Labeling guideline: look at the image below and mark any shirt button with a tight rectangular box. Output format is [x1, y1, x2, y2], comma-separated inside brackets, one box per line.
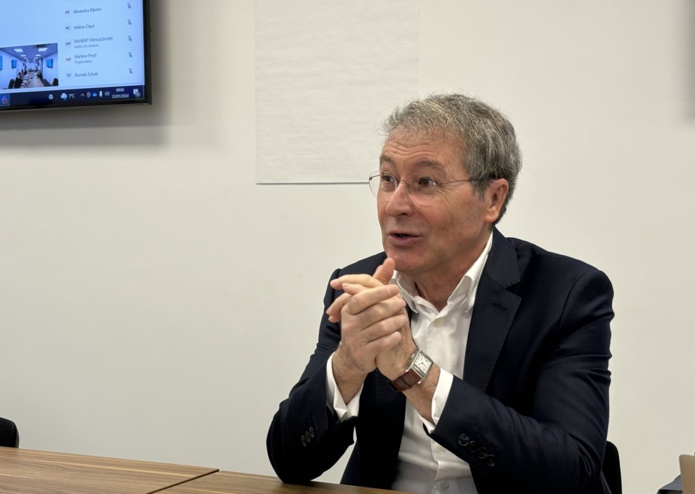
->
[433, 319, 443, 327]
[441, 481, 449, 490]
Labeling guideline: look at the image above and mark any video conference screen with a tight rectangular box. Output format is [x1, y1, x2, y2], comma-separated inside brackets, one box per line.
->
[0, 0, 151, 112]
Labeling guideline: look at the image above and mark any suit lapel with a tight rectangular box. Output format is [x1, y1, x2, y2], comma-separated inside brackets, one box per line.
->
[464, 229, 521, 392]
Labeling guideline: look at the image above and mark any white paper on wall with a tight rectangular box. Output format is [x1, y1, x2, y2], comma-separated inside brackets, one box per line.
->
[255, 0, 419, 184]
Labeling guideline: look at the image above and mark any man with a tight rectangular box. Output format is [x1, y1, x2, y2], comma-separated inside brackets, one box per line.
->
[267, 94, 614, 494]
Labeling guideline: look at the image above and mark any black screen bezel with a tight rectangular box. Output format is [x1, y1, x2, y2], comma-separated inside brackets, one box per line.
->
[0, 0, 152, 113]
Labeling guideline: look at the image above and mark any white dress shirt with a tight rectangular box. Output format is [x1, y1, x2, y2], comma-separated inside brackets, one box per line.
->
[327, 233, 493, 494]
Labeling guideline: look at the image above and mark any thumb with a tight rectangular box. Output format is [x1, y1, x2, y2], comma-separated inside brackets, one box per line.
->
[373, 258, 396, 285]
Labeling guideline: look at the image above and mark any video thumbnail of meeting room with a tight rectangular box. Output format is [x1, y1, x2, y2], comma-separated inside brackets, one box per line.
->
[0, 43, 59, 90]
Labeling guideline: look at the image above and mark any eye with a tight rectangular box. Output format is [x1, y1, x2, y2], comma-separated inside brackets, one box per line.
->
[381, 173, 398, 187]
[416, 176, 438, 190]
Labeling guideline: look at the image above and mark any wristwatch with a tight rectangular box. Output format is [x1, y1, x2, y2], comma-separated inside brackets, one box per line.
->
[388, 348, 433, 392]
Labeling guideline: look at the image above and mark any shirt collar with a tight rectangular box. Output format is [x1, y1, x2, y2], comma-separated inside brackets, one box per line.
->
[392, 232, 494, 314]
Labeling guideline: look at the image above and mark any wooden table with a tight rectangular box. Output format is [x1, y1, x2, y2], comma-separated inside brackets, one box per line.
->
[0, 447, 408, 494]
[164, 470, 411, 494]
[0, 447, 218, 494]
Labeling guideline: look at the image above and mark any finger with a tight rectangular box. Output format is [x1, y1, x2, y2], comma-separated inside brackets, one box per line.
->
[330, 258, 396, 290]
[357, 313, 407, 350]
[364, 324, 403, 353]
[330, 273, 383, 290]
[327, 259, 397, 323]
[373, 258, 396, 286]
[342, 283, 403, 317]
[341, 282, 371, 296]
[327, 284, 384, 323]
[326, 292, 352, 322]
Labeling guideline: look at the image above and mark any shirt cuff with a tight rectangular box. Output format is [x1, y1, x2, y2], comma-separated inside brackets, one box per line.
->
[421, 368, 454, 433]
[326, 353, 362, 422]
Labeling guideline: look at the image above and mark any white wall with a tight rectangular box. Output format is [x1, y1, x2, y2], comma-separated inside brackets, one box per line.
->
[1, 2, 694, 493]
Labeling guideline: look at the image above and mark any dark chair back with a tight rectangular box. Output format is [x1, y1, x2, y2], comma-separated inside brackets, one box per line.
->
[0, 418, 19, 448]
[603, 441, 621, 494]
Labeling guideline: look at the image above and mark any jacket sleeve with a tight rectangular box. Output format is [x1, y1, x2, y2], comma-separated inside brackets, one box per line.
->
[429, 267, 614, 494]
[266, 268, 357, 484]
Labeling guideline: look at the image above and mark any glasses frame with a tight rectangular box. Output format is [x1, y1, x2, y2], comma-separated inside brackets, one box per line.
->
[368, 171, 484, 205]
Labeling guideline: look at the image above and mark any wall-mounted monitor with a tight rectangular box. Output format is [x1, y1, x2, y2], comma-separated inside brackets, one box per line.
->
[0, 0, 151, 112]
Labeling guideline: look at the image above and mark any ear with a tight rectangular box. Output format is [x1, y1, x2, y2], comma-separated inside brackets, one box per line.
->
[484, 179, 509, 224]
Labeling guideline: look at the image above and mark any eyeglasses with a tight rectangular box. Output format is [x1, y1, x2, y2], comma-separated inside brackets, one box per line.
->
[368, 171, 481, 205]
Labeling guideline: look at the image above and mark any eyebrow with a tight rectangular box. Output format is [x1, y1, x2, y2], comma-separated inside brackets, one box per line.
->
[379, 155, 445, 173]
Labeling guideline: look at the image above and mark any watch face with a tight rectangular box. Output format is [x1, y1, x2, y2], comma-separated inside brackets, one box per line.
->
[412, 352, 431, 374]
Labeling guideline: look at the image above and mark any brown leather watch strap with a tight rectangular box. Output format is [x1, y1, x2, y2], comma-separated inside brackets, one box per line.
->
[388, 369, 422, 392]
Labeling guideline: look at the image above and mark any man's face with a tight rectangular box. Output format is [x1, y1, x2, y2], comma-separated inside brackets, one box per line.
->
[377, 131, 505, 283]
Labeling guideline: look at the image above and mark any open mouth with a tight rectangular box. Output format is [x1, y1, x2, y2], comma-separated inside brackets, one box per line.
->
[389, 232, 419, 241]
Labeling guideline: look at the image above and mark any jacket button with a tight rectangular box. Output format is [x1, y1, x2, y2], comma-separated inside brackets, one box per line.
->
[457, 434, 470, 447]
[300, 436, 307, 447]
[466, 440, 478, 453]
[486, 454, 496, 467]
[477, 446, 488, 459]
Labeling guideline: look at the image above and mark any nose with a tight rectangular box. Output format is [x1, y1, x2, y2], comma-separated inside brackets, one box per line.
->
[383, 180, 415, 216]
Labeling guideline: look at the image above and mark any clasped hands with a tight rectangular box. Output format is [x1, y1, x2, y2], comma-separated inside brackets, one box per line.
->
[326, 258, 416, 394]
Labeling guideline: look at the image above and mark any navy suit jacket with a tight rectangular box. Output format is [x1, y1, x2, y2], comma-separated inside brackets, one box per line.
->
[267, 229, 614, 494]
